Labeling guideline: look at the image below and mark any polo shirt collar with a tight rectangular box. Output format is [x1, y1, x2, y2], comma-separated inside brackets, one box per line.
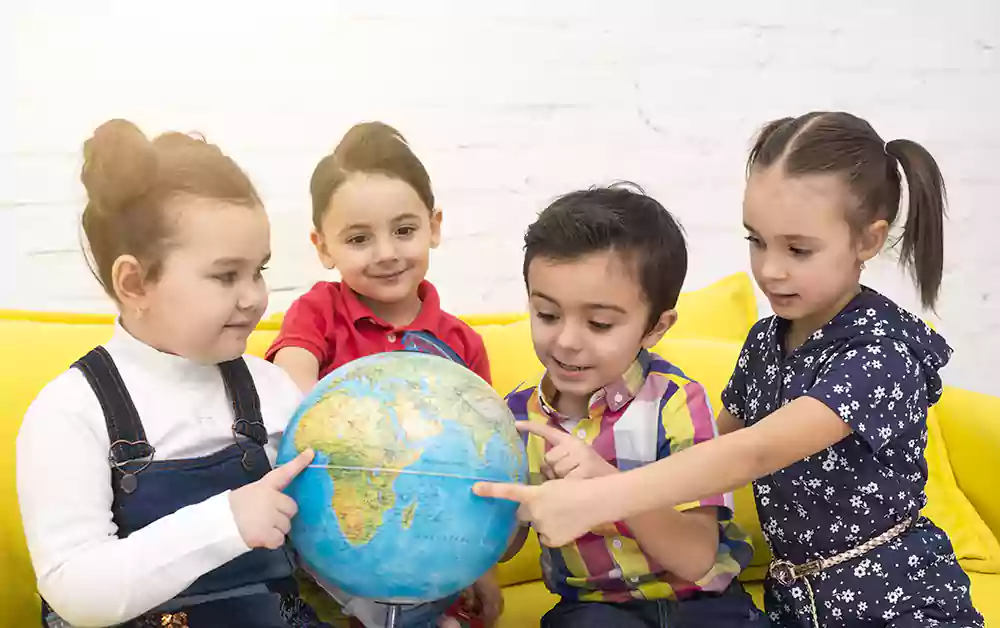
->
[537, 350, 649, 421]
[339, 280, 442, 332]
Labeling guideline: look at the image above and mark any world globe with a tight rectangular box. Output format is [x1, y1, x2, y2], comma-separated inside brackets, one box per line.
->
[275, 350, 529, 604]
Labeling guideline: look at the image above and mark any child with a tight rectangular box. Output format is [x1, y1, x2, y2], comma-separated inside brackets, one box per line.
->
[266, 122, 499, 628]
[501, 185, 766, 628]
[475, 113, 984, 627]
[16, 119, 328, 627]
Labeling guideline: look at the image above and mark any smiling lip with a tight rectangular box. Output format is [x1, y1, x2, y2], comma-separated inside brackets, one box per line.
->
[552, 357, 590, 374]
[369, 269, 407, 280]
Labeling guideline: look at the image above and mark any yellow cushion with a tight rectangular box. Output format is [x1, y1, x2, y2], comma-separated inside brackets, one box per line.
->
[922, 407, 1000, 573]
[935, 387, 1000, 543]
[497, 580, 559, 628]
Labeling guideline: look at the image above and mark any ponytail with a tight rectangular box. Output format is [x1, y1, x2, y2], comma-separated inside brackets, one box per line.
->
[885, 139, 947, 310]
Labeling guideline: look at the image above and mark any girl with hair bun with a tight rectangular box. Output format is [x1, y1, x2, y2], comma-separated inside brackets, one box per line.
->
[17, 119, 336, 627]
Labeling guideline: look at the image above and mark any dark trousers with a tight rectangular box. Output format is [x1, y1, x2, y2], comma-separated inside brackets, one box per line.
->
[541, 580, 769, 628]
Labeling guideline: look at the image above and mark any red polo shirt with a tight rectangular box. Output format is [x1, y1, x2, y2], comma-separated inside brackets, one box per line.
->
[265, 280, 491, 384]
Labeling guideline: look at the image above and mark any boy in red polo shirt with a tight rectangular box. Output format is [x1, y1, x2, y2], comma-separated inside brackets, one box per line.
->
[267, 122, 496, 628]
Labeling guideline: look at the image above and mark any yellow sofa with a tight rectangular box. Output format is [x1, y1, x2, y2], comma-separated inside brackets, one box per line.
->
[1, 273, 998, 627]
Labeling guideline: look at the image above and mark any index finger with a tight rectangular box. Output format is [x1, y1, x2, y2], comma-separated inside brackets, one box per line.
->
[264, 448, 315, 490]
[516, 421, 575, 446]
[472, 481, 537, 504]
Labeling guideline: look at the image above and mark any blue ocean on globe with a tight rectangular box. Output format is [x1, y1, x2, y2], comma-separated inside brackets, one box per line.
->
[275, 351, 528, 603]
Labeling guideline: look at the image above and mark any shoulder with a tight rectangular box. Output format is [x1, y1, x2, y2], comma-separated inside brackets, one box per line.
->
[288, 281, 343, 311]
[437, 310, 487, 352]
[242, 355, 304, 427]
[645, 352, 705, 394]
[18, 358, 108, 451]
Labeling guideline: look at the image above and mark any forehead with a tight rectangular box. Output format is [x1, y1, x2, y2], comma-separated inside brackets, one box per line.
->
[166, 196, 270, 261]
[743, 167, 853, 236]
[527, 250, 646, 307]
[323, 173, 428, 228]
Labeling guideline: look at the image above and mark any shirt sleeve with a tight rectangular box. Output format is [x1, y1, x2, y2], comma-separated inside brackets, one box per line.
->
[265, 286, 332, 366]
[805, 338, 925, 453]
[720, 322, 763, 424]
[16, 370, 251, 626]
[659, 379, 732, 517]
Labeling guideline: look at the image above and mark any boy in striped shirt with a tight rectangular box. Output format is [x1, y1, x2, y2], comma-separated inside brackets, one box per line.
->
[502, 185, 766, 628]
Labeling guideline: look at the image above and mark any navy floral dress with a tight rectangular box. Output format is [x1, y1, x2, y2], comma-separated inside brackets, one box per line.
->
[722, 288, 983, 627]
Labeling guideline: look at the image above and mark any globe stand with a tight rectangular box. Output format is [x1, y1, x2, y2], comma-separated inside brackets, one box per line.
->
[382, 603, 400, 628]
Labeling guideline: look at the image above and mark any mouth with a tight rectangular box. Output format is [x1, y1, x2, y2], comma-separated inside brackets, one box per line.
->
[368, 268, 409, 281]
[551, 356, 591, 374]
[223, 322, 254, 331]
[767, 292, 799, 304]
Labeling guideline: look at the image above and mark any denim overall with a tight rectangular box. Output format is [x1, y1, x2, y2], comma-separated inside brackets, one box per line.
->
[42, 346, 330, 628]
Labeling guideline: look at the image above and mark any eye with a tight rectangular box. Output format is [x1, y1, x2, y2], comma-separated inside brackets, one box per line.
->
[214, 272, 238, 285]
[396, 225, 418, 238]
[254, 265, 269, 280]
[346, 234, 368, 245]
[744, 235, 763, 248]
[589, 321, 613, 332]
[789, 247, 812, 258]
[534, 311, 558, 324]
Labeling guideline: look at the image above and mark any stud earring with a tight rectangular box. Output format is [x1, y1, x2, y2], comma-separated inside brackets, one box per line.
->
[860, 261, 867, 271]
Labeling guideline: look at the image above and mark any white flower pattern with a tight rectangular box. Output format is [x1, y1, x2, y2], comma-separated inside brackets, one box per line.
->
[722, 289, 982, 627]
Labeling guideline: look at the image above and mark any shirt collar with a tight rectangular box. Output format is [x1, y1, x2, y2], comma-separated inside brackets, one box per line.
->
[340, 280, 442, 332]
[537, 351, 648, 420]
[106, 320, 218, 383]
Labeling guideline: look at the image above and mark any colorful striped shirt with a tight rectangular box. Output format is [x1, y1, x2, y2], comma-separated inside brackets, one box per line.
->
[506, 350, 753, 602]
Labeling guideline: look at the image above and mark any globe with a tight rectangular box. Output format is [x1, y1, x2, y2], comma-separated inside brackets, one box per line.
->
[275, 351, 529, 604]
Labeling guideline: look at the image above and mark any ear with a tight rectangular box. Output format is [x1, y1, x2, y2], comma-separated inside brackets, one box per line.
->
[858, 219, 889, 264]
[310, 229, 337, 270]
[111, 254, 152, 312]
[429, 208, 443, 249]
[641, 308, 678, 350]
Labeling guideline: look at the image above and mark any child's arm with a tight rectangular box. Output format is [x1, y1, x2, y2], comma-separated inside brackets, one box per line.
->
[480, 395, 850, 547]
[16, 374, 312, 626]
[273, 347, 321, 393]
[476, 336, 915, 547]
[266, 286, 332, 392]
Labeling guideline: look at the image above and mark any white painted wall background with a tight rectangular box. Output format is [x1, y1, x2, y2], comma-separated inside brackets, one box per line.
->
[3, 1, 998, 395]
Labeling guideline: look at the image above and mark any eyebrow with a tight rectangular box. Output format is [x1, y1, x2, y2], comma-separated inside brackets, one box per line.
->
[212, 253, 271, 267]
[743, 223, 821, 243]
[530, 291, 628, 314]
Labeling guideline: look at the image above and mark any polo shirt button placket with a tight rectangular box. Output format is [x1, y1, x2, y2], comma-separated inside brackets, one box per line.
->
[387, 332, 397, 344]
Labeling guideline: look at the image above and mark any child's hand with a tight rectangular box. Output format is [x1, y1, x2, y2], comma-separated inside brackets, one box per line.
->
[517, 422, 617, 480]
[465, 568, 503, 627]
[229, 449, 314, 549]
[472, 476, 602, 547]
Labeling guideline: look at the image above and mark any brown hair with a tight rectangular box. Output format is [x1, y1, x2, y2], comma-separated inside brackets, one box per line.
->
[80, 119, 262, 299]
[747, 112, 947, 309]
[309, 121, 434, 229]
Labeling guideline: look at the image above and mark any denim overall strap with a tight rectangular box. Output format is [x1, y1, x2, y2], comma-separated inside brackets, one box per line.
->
[74, 346, 156, 496]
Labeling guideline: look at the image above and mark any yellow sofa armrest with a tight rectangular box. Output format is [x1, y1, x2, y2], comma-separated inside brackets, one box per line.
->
[934, 386, 1000, 541]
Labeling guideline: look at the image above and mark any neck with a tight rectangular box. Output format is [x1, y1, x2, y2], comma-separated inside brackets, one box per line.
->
[119, 313, 169, 354]
[786, 284, 861, 353]
[358, 291, 423, 328]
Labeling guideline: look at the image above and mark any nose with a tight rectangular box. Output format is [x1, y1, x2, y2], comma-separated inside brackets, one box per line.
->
[759, 251, 788, 282]
[373, 235, 397, 264]
[238, 277, 268, 313]
[554, 320, 584, 353]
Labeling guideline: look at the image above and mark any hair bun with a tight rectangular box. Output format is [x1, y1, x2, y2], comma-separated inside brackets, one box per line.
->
[333, 121, 408, 161]
[81, 118, 158, 215]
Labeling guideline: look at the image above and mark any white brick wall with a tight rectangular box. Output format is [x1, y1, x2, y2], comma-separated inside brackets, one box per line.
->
[3, 1, 998, 395]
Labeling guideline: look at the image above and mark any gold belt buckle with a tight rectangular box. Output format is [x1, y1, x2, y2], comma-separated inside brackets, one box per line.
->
[770, 558, 823, 586]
